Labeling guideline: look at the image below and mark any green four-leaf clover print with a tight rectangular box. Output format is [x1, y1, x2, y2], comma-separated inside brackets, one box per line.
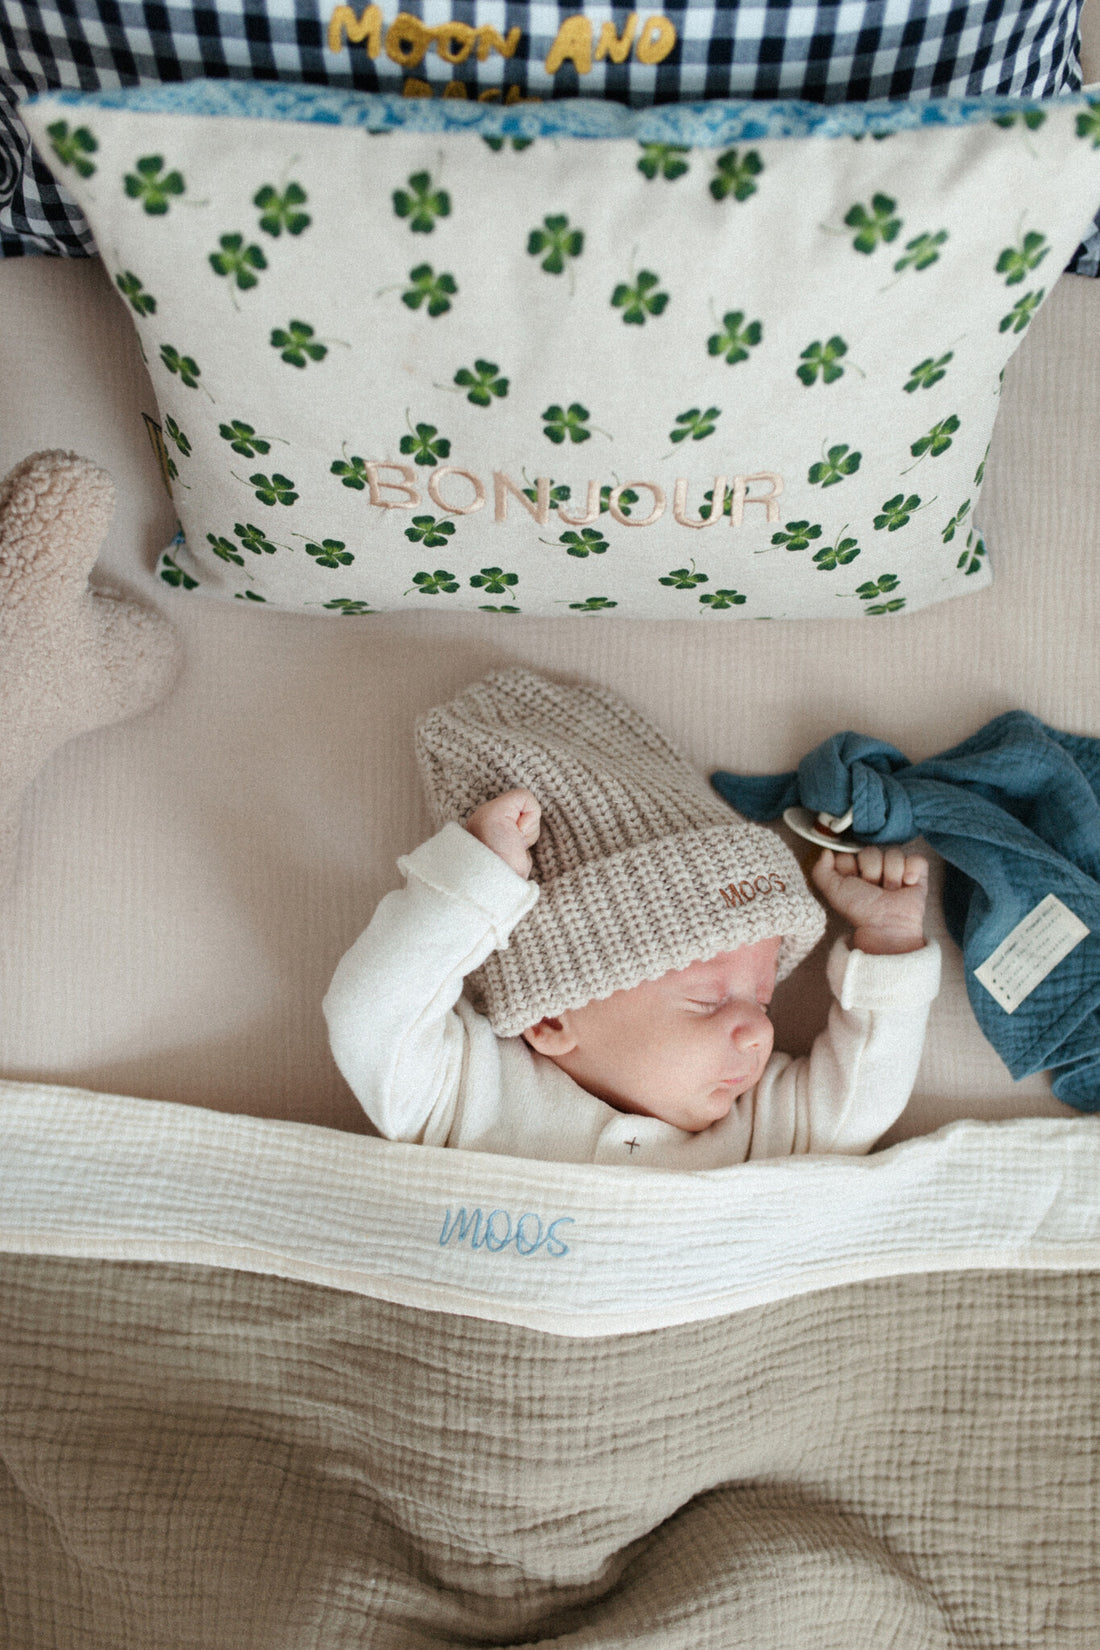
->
[568, 596, 617, 612]
[771, 521, 822, 551]
[1000, 290, 1045, 333]
[160, 553, 198, 590]
[469, 567, 518, 594]
[454, 361, 509, 406]
[560, 528, 608, 557]
[543, 403, 591, 444]
[271, 321, 327, 367]
[1076, 101, 1100, 145]
[160, 345, 201, 388]
[910, 416, 959, 460]
[254, 183, 310, 237]
[905, 353, 953, 393]
[528, 215, 584, 274]
[402, 265, 458, 316]
[710, 149, 763, 202]
[700, 589, 746, 609]
[116, 272, 156, 315]
[405, 516, 456, 548]
[249, 472, 298, 507]
[47, 121, 97, 177]
[808, 444, 861, 487]
[207, 534, 244, 566]
[612, 271, 668, 324]
[220, 420, 271, 457]
[659, 564, 709, 589]
[400, 423, 451, 466]
[236, 522, 278, 555]
[210, 233, 267, 291]
[797, 338, 848, 386]
[393, 173, 451, 233]
[305, 539, 353, 568]
[409, 569, 459, 595]
[124, 155, 185, 214]
[163, 416, 190, 457]
[893, 231, 948, 273]
[857, 575, 904, 614]
[996, 232, 1050, 285]
[331, 455, 369, 490]
[323, 599, 375, 615]
[845, 194, 901, 253]
[874, 494, 922, 531]
[957, 532, 987, 575]
[637, 144, 690, 181]
[813, 534, 861, 571]
[670, 407, 720, 443]
[707, 311, 762, 366]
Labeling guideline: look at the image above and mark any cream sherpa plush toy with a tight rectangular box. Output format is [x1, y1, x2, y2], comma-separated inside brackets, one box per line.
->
[0, 450, 182, 893]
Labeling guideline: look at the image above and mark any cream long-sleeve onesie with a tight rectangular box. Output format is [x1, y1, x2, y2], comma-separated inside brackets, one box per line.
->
[324, 821, 941, 1169]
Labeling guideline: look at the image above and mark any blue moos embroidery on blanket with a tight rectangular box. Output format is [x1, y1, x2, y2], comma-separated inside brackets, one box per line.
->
[439, 1206, 574, 1257]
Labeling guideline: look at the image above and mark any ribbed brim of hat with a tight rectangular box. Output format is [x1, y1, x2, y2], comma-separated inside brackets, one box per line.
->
[469, 822, 826, 1038]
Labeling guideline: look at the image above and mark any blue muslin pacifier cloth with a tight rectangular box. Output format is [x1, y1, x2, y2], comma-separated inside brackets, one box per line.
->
[711, 711, 1100, 1111]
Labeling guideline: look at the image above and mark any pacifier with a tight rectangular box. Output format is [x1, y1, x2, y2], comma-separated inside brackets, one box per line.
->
[781, 806, 867, 852]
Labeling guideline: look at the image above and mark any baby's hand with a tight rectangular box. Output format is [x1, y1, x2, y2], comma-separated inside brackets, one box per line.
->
[811, 846, 928, 956]
[465, 788, 542, 880]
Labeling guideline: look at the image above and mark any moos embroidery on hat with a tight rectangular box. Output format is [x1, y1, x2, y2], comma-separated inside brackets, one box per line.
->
[415, 667, 825, 1035]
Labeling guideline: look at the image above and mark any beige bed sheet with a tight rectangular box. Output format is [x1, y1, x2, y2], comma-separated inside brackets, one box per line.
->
[0, 203, 1098, 1140]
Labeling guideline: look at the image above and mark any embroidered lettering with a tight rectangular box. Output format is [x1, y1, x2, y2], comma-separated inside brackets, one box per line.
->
[595, 14, 639, 63]
[359, 466, 785, 527]
[475, 25, 522, 61]
[431, 21, 476, 64]
[366, 461, 420, 508]
[439, 1206, 484, 1248]
[673, 476, 727, 529]
[494, 472, 550, 524]
[609, 481, 664, 526]
[483, 1208, 513, 1251]
[327, 3, 383, 54]
[547, 13, 676, 73]
[427, 466, 487, 515]
[385, 12, 433, 69]
[546, 16, 594, 74]
[719, 871, 786, 908]
[636, 14, 677, 63]
[557, 480, 602, 528]
[438, 1207, 573, 1257]
[730, 471, 784, 526]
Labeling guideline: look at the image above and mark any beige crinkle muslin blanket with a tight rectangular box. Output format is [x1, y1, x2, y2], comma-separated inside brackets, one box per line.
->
[1, 1078, 1098, 1647]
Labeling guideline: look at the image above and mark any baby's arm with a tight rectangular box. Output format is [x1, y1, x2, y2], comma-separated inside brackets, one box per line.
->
[323, 809, 538, 1142]
[811, 845, 928, 954]
[748, 846, 937, 1157]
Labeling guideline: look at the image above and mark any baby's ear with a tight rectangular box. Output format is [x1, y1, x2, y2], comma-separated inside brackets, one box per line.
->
[521, 1015, 578, 1056]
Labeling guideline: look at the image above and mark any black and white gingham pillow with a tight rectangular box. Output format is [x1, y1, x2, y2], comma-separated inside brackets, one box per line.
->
[2, 0, 1096, 273]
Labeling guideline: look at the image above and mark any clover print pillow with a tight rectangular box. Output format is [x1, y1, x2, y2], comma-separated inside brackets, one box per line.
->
[23, 82, 1100, 619]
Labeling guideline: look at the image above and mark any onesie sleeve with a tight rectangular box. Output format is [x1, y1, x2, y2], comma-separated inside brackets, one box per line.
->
[747, 936, 941, 1159]
[322, 821, 539, 1143]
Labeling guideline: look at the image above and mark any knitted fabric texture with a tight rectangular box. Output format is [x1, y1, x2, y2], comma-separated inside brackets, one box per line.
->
[415, 668, 825, 1037]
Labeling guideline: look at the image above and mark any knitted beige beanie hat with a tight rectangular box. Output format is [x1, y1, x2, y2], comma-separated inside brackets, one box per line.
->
[415, 667, 825, 1038]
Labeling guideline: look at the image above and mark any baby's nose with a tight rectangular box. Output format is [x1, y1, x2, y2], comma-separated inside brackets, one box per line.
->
[729, 1003, 769, 1048]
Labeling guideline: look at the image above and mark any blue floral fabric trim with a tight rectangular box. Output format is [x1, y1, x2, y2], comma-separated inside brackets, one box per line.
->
[26, 79, 1087, 146]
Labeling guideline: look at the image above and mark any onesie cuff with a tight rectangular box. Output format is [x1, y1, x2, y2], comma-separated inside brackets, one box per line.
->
[826, 935, 941, 1011]
[399, 821, 539, 941]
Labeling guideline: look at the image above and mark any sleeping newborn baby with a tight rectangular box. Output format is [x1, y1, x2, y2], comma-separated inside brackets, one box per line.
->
[324, 668, 940, 1167]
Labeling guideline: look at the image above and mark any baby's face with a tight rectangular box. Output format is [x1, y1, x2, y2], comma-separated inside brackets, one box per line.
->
[528, 936, 782, 1133]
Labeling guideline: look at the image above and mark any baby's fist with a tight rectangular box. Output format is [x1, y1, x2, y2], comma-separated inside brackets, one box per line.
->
[812, 845, 928, 956]
[465, 788, 542, 879]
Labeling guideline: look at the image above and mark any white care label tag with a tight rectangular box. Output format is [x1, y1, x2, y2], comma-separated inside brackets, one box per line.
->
[973, 894, 1090, 1014]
